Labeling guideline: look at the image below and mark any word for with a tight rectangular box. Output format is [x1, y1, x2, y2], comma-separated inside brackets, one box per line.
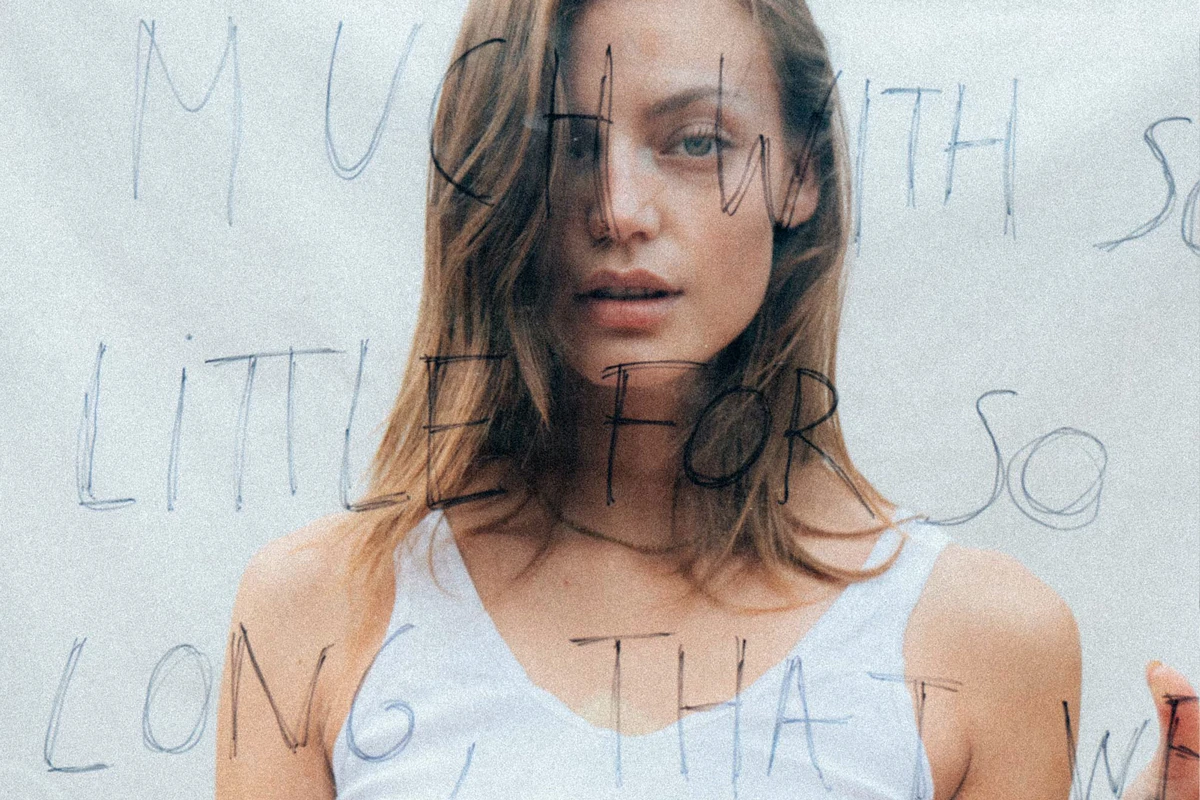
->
[129, 15, 1022, 244]
[1094, 116, 1200, 257]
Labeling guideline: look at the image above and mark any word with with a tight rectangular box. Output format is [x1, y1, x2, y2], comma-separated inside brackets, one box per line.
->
[925, 389, 1107, 530]
[1094, 116, 1200, 258]
[443, 39, 1020, 248]
[852, 79, 1018, 248]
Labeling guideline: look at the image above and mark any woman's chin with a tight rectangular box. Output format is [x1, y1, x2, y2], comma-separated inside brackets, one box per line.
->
[559, 345, 716, 392]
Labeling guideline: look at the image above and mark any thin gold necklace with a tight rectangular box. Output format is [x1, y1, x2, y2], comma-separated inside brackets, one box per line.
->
[554, 511, 688, 556]
[536, 489, 689, 556]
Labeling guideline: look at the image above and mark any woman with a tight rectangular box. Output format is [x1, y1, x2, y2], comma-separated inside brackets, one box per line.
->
[215, 0, 1197, 796]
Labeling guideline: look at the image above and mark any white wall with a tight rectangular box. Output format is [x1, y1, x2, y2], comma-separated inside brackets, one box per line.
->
[0, 0, 1196, 796]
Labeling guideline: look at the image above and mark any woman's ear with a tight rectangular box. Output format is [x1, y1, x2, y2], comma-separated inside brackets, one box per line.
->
[774, 148, 820, 229]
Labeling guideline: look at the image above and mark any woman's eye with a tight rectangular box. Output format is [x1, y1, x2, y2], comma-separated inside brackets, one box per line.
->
[671, 127, 728, 158]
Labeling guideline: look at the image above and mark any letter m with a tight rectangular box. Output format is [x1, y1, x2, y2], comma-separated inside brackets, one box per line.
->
[132, 17, 242, 225]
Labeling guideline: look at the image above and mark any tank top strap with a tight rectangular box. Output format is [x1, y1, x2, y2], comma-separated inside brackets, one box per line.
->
[385, 509, 475, 631]
[813, 511, 950, 671]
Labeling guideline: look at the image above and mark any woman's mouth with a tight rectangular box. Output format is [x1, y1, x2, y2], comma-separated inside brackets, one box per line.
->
[573, 273, 682, 332]
[579, 286, 676, 300]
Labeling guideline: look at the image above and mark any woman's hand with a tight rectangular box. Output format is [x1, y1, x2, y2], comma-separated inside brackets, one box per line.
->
[1126, 662, 1198, 800]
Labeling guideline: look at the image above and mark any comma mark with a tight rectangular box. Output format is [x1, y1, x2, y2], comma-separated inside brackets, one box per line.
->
[448, 742, 476, 799]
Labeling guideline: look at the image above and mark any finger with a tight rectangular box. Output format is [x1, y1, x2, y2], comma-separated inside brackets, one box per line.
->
[1147, 661, 1198, 800]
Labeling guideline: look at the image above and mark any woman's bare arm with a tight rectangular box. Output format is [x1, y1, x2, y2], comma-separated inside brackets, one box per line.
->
[908, 545, 1082, 799]
[215, 516, 372, 800]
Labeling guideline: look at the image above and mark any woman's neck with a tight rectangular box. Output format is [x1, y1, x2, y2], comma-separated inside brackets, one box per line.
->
[551, 373, 700, 552]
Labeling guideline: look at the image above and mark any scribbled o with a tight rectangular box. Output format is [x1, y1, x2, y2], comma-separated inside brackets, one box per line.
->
[143, 644, 213, 755]
[926, 390, 1107, 530]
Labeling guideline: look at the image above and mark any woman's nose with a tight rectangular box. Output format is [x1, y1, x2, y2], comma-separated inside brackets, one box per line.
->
[587, 133, 661, 245]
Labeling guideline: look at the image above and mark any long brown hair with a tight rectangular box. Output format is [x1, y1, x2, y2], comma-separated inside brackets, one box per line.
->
[352, 0, 896, 587]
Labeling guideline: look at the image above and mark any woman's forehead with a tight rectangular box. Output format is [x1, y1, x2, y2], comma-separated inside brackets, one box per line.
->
[562, 0, 778, 109]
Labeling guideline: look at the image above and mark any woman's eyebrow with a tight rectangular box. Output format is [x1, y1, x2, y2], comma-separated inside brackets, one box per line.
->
[644, 85, 752, 118]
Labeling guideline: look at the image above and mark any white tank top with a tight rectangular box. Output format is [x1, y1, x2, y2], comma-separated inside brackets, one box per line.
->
[332, 510, 949, 799]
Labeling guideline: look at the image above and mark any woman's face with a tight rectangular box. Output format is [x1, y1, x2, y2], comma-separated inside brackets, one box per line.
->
[546, 0, 818, 387]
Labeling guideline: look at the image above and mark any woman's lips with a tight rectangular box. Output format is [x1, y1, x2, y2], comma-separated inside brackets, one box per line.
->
[571, 269, 683, 332]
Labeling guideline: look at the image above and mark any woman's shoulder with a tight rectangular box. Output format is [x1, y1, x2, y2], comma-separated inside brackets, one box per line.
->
[233, 512, 382, 630]
[911, 540, 1079, 649]
[219, 511, 399, 778]
[904, 539, 1081, 796]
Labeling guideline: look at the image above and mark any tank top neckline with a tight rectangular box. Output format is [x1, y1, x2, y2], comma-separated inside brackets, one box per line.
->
[420, 507, 912, 744]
